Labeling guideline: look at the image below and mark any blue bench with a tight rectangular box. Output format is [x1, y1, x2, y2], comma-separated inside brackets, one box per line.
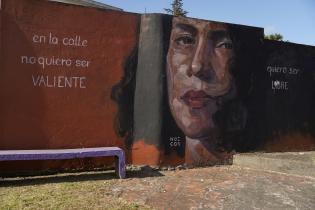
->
[0, 147, 126, 179]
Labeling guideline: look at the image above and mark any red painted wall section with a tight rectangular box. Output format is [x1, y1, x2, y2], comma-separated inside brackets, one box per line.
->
[0, 0, 139, 171]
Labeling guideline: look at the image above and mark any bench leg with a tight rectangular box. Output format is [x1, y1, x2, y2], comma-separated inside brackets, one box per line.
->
[115, 152, 125, 179]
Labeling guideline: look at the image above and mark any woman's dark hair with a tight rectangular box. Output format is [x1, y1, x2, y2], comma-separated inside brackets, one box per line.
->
[218, 24, 264, 151]
[111, 47, 138, 148]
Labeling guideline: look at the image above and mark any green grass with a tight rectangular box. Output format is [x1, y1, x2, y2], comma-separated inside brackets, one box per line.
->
[0, 171, 152, 210]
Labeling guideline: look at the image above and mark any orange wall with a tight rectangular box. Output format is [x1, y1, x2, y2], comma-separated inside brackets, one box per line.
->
[0, 0, 139, 171]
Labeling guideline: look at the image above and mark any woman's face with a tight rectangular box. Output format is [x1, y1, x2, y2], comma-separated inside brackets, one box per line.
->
[166, 17, 234, 139]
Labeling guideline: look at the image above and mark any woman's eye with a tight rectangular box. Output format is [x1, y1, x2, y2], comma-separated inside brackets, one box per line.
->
[216, 41, 233, 49]
[175, 36, 195, 46]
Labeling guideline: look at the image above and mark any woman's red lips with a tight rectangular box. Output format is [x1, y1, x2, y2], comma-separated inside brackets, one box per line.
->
[181, 90, 213, 108]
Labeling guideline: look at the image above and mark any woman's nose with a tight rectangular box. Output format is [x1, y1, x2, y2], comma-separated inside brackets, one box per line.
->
[191, 38, 205, 75]
[189, 38, 214, 81]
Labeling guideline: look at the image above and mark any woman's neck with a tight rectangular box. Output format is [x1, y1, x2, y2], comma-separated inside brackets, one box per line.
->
[185, 136, 228, 166]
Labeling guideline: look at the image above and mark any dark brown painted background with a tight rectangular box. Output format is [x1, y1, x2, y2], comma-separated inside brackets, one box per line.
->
[0, 0, 139, 171]
[245, 40, 315, 152]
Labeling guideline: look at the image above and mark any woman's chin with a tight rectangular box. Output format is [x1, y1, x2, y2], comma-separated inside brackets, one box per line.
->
[182, 128, 211, 140]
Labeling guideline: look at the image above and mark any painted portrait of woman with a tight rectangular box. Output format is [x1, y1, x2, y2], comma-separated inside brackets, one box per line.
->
[111, 14, 263, 166]
[166, 17, 237, 165]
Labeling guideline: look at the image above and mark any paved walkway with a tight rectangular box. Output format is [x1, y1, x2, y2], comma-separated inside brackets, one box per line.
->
[234, 151, 315, 178]
[108, 166, 315, 210]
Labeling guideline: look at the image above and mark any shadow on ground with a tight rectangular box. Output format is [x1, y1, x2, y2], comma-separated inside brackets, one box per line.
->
[0, 166, 164, 187]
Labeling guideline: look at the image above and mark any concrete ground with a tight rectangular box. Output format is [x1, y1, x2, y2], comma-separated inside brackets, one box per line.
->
[233, 151, 315, 178]
[106, 165, 315, 210]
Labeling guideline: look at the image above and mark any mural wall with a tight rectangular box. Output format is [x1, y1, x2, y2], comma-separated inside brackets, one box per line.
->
[1, 0, 315, 171]
[132, 15, 264, 166]
[0, 0, 140, 171]
[247, 40, 315, 152]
